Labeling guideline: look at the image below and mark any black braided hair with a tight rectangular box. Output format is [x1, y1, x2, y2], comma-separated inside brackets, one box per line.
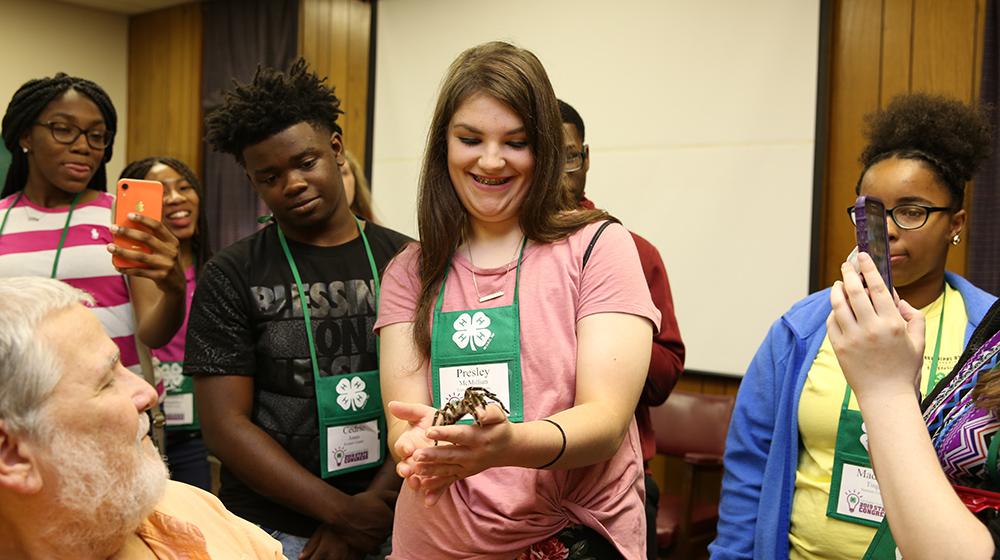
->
[205, 58, 343, 164]
[119, 157, 212, 274]
[1, 73, 118, 198]
[858, 92, 992, 208]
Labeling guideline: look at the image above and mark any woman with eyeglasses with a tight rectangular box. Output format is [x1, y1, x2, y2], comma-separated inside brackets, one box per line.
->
[711, 93, 996, 560]
[0, 74, 185, 378]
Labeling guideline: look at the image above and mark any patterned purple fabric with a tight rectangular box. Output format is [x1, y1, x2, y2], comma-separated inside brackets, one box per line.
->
[927, 330, 1000, 482]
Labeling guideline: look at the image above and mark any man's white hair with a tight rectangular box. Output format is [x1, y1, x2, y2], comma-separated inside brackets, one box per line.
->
[0, 277, 93, 438]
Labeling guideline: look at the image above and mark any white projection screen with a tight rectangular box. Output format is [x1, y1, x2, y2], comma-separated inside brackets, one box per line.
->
[370, 0, 821, 376]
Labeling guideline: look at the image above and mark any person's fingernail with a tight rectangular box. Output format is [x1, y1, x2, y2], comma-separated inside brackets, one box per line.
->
[128, 213, 137, 219]
[427, 430, 438, 439]
[110, 224, 119, 233]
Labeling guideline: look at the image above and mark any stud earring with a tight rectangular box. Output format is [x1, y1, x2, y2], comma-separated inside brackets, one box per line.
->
[21, 146, 28, 154]
[952, 234, 961, 246]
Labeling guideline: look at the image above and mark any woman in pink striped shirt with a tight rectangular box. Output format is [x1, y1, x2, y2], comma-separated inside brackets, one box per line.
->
[0, 73, 185, 374]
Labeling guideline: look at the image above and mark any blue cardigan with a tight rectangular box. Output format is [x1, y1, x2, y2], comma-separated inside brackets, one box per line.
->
[709, 273, 996, 560]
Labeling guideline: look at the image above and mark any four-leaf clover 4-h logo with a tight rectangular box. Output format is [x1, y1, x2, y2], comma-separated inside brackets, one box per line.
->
[152, 357, 184, 392]
[336, 376, 369, 411]
[452, 311, 493, 352]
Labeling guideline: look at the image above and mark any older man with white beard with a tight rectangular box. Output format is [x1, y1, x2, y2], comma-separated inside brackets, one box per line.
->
[0, 277, 285, 559]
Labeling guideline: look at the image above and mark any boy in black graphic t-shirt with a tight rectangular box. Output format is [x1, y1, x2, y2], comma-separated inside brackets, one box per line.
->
[186, 59, 410, 559]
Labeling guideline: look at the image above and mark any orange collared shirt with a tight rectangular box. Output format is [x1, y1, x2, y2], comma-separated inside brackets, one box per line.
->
[113, 480, 285, 559]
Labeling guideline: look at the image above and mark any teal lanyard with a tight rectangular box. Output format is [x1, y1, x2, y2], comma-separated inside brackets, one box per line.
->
[0, 191, 83, 278]
[274, 216, 381, 381]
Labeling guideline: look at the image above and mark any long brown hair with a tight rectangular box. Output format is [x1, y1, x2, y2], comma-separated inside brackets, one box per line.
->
[412, 41, 606, 358]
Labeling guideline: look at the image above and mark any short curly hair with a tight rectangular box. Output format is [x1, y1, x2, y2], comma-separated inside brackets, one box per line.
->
[204, 58, 343, 163]
[859, 92, 992, 208]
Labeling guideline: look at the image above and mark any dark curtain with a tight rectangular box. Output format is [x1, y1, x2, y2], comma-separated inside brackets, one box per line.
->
[201, 0, 298, 253]
[970, 0, 1000, 293]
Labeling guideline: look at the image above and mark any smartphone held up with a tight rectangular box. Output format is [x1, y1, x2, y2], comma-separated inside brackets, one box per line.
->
[851, 195, 893, 293]
[112, 179, 163, 269]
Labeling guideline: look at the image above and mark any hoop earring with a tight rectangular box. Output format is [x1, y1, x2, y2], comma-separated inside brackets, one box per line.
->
[952, 234, 961, 246]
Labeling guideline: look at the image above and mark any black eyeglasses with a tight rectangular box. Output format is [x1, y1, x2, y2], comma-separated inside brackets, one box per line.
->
[34, 121, 113, 151]
[847, 203, 953, 230]
[564, 145, 589, 173]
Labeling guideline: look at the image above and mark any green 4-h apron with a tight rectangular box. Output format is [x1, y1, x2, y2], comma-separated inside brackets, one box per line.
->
[275, 217, 386, 478]
[157, 358, 199, 430]
[430, 239, 527, 424]
[821, 291, 948, 557]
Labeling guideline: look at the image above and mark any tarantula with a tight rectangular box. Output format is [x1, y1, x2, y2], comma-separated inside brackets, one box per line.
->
[431, 387, 510, 445]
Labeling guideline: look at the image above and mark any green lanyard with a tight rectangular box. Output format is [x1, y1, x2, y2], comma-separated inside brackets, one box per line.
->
[0, 191, 83, 278]
[924, 287, 949, 393]
[274, 216, 381, 382]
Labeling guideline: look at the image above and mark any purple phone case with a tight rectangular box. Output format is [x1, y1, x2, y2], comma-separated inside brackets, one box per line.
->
[854, 195, 893, 290]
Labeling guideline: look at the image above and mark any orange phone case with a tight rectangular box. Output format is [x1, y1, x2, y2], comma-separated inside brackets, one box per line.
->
[113, 178, 163, 269]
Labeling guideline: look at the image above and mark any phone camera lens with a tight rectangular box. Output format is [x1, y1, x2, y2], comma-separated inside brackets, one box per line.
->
[121, 183, 129, 191]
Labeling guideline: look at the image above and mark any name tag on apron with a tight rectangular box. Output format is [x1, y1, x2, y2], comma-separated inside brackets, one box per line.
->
[438, 363, 511, 420]
[833, 461, 886, 522]
[326, 418, 382, 474]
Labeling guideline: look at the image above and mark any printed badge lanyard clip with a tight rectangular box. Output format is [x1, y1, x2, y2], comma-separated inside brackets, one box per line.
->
[0, 191, 83, 278]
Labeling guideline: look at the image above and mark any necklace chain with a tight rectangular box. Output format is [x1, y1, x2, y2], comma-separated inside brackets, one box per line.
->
[466, 235, 524, 303]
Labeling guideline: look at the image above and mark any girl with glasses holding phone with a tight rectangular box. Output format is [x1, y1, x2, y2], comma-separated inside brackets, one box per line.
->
[712, 93, 996, 560]
[0, 74, 185, 380]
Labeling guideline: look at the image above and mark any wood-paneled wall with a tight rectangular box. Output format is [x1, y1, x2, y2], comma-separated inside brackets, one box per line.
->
[126, 3, 203, 172]
[299, 0, 372, 168]
[817, 0, 987, 289]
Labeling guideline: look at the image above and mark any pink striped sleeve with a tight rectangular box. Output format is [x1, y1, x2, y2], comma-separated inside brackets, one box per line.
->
[0, 224, 113, 256]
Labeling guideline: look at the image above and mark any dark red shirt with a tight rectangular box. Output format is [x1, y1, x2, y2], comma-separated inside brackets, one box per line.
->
[581, 197, 686, 465]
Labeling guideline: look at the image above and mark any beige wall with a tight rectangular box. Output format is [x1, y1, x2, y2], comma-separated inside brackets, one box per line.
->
[0, 0, 129, 182]
[372, 0, 820, 376]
